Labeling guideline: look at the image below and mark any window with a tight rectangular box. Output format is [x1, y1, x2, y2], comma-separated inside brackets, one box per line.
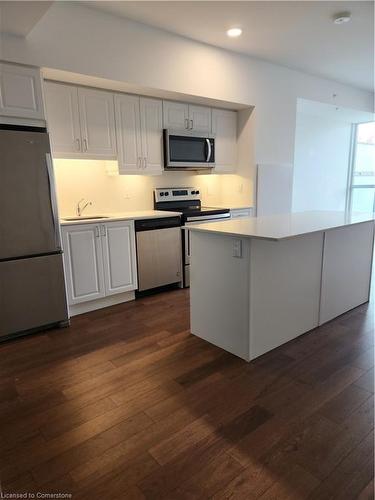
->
[348, 122, 375, 213]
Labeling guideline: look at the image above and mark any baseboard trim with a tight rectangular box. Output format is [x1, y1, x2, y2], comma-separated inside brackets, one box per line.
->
[69, 291, 135, 317]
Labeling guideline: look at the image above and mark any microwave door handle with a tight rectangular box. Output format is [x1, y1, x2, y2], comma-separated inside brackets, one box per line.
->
[205, 138, 211, 162]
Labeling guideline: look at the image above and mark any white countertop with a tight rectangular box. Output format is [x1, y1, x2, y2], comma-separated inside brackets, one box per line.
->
[60, 210, 181, 225]
[185, 211, 375, 241]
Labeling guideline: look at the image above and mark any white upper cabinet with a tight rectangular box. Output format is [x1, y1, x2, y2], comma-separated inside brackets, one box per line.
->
[188, 105, 211, 133]
[163, 101, 189, 131]
[44, 81, 81, 155]
[78, 88, 117, 158]
[101, 220, 138, 295]
[212, 108, 237, 173]
[163, 101, 211, 133]
[115, 94, 163, 175]
[115, 93, 142, 173]
[0, 63, 44, 120]
[43, 79, 236, 174]
[140, 97, 163, 174]
[44, 82, 116, 159]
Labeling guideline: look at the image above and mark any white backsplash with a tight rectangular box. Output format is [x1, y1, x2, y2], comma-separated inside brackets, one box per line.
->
[53, 159, 249, 216]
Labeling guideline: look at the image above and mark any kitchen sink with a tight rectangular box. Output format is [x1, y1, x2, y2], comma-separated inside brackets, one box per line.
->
[62, 216, 109, 221]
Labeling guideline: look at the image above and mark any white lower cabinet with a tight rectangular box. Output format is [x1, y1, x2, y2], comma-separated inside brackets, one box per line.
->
[61, 220, 137, 306]
[101, 221, 138, 295]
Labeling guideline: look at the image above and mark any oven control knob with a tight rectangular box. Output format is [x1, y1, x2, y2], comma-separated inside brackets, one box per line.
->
[164, 191, 169, 196]
[191, 190, 196, 195]
[160, 192, 164, 196]
[196, 190, 200, 195]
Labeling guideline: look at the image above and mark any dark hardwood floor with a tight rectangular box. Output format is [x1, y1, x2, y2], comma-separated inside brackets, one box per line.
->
[0, 288, 373, 499]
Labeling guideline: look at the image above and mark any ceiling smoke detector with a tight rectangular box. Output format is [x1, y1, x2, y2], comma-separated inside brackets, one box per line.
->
[333, 12, 351, 24]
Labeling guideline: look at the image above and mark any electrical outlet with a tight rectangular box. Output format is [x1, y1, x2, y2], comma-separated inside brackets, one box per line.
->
[233, 239, 242, 258]
[124, 192, 131, 200]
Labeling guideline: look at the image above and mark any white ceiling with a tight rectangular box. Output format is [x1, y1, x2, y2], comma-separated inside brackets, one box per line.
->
[85, 1, 374, 92]
[0, 1, 52, 36]
[0, 1, 373, 92]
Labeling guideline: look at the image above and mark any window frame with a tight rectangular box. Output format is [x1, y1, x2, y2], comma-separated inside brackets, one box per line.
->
[346, 121, 375, 213]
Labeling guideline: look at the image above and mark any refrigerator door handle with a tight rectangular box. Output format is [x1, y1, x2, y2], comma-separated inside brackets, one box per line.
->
[45, 153, 61, 251]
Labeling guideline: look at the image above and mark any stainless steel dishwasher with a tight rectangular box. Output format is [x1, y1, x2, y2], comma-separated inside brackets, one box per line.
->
[135, 216, 183, 292]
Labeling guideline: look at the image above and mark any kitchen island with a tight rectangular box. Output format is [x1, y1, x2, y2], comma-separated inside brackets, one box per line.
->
[187, 211, 375, 361]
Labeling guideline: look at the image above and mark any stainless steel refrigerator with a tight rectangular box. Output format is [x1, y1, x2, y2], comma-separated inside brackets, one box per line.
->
[0, 125, 68, 341]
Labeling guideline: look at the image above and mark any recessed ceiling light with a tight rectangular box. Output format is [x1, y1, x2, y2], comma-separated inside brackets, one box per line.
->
[333, 12, 351, 24]
[227, 28, 242, 38]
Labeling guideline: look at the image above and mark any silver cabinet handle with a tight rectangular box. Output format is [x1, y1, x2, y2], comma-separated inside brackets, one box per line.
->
[190, 119, 194, 130]
[137, 157, 141, 169]
[76, 138, 81, 151]
[83, 138, 88, 152]
[101, 224, 106, 236]
[45, 153, 61, 250]
[143, 157, 147, 169]
[184, 118, 189, 130]
[95, 226, 100, 238]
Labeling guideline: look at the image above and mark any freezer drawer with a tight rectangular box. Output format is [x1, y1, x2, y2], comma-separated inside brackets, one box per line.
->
[0, 254, 68, 339]
[136, 227, 182, 291]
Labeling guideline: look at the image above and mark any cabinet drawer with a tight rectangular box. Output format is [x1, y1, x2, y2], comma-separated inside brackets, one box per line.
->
[231, 208, 254, 218]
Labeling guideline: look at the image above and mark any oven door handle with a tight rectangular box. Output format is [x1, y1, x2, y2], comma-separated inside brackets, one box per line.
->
[205, 138, 211, 162]
[185, 213, 231, 222]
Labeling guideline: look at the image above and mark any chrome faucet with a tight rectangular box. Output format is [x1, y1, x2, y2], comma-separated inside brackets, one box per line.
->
[76, 198, 92, 217]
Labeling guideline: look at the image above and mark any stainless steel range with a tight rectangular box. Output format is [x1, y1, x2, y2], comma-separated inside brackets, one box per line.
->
[154, 187, 230, 287]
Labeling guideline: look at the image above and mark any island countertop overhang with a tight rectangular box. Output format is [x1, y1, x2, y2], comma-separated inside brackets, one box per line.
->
[184, 211, 375, 241]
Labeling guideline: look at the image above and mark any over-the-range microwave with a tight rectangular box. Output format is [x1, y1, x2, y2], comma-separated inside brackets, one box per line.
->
[163, 129, 215, 170]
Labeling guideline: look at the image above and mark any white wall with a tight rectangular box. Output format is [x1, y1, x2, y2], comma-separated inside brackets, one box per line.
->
[292, 100, 374, 212]
[0, 2, 373, 211]
[293, 114, 352, 211]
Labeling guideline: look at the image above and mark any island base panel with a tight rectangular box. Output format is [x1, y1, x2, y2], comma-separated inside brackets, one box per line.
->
[319, 221, 374, 325]
[249, 233, 323, 359]
[190, 232, 251, 361]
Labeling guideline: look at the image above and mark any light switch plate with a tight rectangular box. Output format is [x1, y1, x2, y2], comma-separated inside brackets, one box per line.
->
[233, 239, 242, 258]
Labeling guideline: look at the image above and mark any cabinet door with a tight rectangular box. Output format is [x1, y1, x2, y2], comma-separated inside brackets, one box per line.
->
[163, 100, 189, 130]
[114, 94, 142, 174]
[101, 221, 137, 295]
[61, 224, 105, 305]
[78, 88, 117, 158]
[140, 97, 163, 174]
[189, 105, 211, 133]
[44, 81, 81, 156]
[212, 109, 237, 173]
[0, 63, 44, 119]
